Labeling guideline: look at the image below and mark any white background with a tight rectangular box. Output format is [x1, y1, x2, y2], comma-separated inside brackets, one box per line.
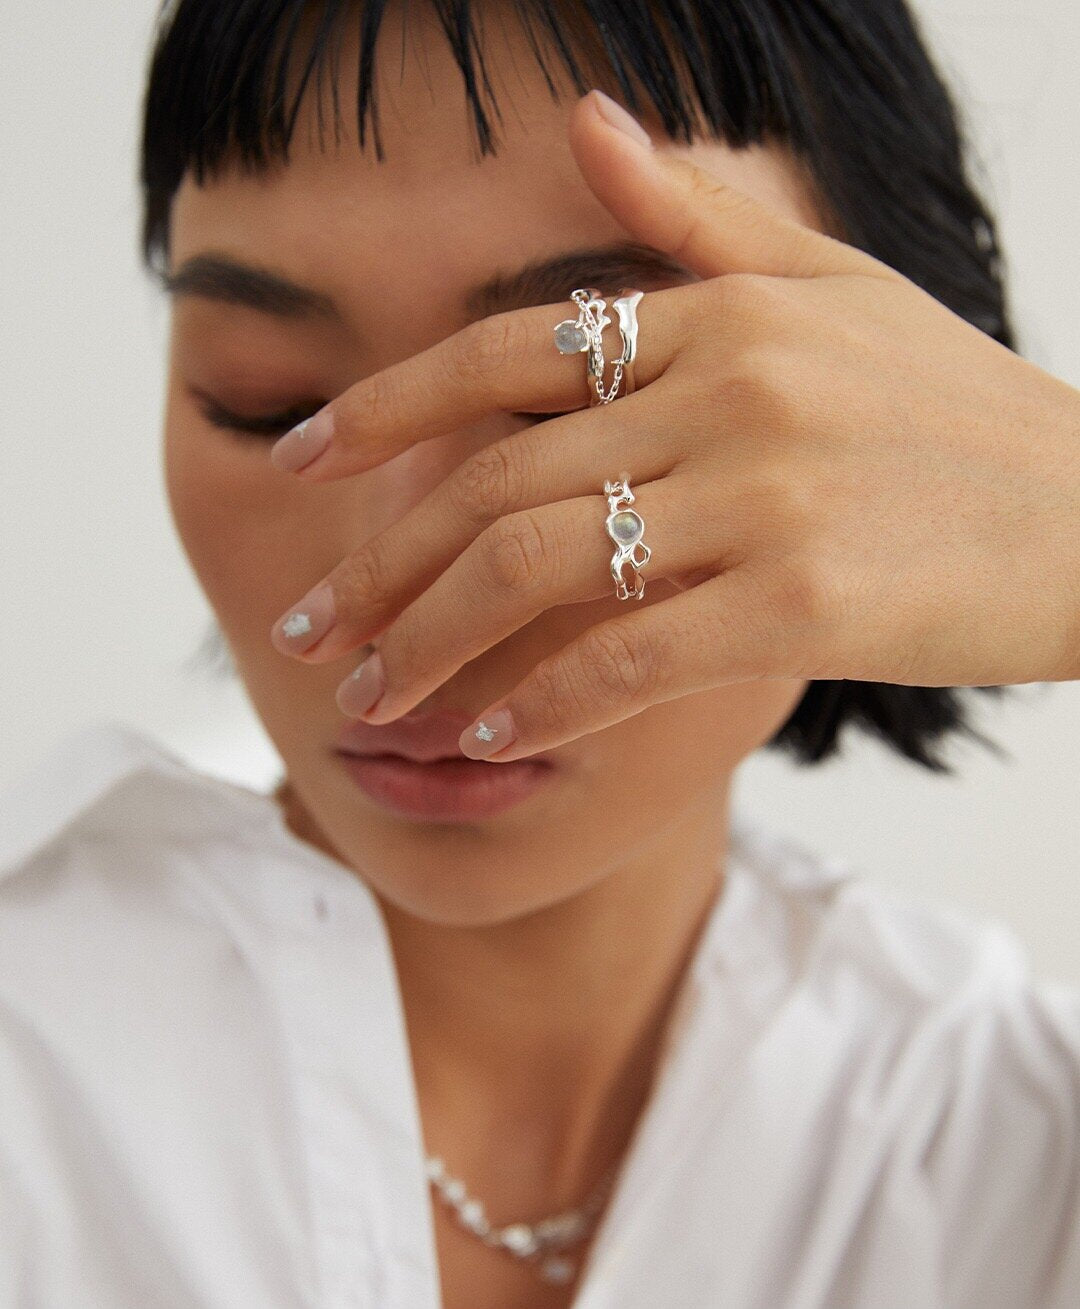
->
[1, 2, 1077, 982]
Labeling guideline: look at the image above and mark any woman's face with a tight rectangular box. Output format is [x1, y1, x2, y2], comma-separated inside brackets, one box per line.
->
[164, 7, 818, 926]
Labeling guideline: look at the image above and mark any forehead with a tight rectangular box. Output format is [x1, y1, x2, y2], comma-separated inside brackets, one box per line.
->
[170, 0, 822, 326]
[172, 4, 600, 293]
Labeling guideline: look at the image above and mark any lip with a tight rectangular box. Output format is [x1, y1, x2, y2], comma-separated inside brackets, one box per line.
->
[338, 753, 554, 821]
[334, 707, 557, 766]
[334, 706, 557, 821]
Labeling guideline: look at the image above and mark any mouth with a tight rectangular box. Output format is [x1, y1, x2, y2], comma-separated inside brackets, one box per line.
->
[335, 749, 555, 821]
[349, 751, 491, 764]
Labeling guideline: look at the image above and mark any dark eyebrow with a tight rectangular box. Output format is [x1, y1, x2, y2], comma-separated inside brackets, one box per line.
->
[160, 255, 341, 320]
[160, 242, 696, 325]
[463, 241, 698, 319]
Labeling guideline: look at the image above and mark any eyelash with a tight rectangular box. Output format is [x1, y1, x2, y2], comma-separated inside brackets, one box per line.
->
[198, 399, 574, 440]
[198, 398, 325, 439]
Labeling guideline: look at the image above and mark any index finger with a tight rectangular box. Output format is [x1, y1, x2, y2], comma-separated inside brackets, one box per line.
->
[267, 285, 687, 479]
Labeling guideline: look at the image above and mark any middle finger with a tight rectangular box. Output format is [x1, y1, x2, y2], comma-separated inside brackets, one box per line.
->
[267, 285, 690, 479]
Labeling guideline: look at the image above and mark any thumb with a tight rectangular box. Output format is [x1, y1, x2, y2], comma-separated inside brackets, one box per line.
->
[567, 89, 889, 282]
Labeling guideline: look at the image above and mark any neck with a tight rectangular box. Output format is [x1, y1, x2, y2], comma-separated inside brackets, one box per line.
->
[380, 791, 730, 1208]
[272, 776, 730, 1210]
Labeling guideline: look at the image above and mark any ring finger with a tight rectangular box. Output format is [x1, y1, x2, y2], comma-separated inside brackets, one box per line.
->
[333, 469, 729, 723]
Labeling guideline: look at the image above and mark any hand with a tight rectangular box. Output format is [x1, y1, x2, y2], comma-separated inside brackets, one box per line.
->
[267, 89, 1080, 763]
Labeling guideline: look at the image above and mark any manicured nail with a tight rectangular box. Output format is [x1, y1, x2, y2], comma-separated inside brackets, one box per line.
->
[589, 89, 653, 150]
[459, 708, 516, 760]
[270, 408, 334, 472]
[336, 649, 385, 717]
[270, 583, 336, 655]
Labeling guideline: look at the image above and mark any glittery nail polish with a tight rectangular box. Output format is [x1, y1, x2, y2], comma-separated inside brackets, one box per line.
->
[270, 583, 336, 655]
[459, 708, 516, 759]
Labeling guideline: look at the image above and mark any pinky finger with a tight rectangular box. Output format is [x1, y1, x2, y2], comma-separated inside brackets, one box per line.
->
[456, 566, 805, 762]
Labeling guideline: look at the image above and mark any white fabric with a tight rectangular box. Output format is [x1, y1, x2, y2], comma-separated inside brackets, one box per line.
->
[0, 720, 1077, 1309]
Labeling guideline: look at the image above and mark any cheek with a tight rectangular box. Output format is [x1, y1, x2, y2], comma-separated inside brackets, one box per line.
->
[162, 401, 433, 652]
[664, 678, 808, 771]
[575, 676, 806, 817]
[163, 407, 309, 640]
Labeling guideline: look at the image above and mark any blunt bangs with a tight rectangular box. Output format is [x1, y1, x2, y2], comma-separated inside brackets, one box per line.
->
[139, 0, 817, 271]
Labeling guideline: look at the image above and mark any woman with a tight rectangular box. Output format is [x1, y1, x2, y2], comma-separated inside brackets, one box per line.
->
[1, 1, 1077, 1305]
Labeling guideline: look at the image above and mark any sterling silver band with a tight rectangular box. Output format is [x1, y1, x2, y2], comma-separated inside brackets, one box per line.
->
[604, 473, 651, 601]
[612, 287, 643, 398]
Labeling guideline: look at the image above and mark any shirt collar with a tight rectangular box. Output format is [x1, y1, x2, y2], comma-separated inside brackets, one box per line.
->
[0, 719, 284, 876]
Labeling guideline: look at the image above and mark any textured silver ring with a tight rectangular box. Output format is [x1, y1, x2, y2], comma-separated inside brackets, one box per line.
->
[604, 473, 650, 601]
[611, 287, 643, 399]
[553, 286, 636, 407]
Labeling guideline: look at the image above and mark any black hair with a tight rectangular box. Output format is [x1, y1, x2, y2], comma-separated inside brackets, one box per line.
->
[142, 0, 1017, 773]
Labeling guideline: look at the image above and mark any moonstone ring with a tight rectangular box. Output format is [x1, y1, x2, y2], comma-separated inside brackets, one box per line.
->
[604, 474, 651, 601]
[553, 286, 637, 406]
[552, 285, 643, 404]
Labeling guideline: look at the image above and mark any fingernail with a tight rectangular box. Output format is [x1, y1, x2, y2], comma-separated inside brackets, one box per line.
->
[270, 408, 334, 472]
[336, 649, 385, 717]
[459, 708, 516, 760]
[589, 90, 653, 150]
[270, 583, 336, 655]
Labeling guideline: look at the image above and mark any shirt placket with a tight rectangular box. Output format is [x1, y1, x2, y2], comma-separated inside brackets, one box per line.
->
[240, 828, 444, 1309]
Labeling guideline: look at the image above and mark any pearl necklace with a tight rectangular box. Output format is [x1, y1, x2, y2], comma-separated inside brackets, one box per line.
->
[425, 1153, 619, 1286]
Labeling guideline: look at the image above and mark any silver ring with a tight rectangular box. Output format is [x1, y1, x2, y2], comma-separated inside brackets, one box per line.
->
[554, 286, 637, 407]
[612, 287, 643, 398]
[604, 474, 650, 601]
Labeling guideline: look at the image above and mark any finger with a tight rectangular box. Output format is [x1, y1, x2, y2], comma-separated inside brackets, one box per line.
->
[267, 282, 687, 481]
[568, 88, 901, 284]
[333, 474, 737, 724]
[454, 564, 806, 762]
[268, 383, 682, 663]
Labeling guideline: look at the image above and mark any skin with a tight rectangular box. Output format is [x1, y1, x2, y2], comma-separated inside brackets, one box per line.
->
[162, 4, 1080, 1306]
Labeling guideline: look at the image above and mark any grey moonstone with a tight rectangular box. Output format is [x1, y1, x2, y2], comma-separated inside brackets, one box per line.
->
[554, 320, 588, 354]
[608, 510, 643, 546]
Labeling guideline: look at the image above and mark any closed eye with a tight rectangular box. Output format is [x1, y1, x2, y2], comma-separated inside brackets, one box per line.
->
[197, 397, 327, 439]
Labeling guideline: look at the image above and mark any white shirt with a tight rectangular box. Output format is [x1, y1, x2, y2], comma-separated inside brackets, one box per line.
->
[0, 721, 1077, 1309]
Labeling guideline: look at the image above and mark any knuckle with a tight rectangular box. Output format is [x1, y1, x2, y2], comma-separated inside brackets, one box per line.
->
[450, 440, 527, 528]
[337, 539, 392, 614]
[718, 341, 800, 430]
[448, 312, 529, 388]
[575, 621, 663, 705]
[527, 654, 573, 726]
[727, 467, 814, 549]
[341, 367, 400, 437]
[759, 553, 837, 648]
[690, 170, 764, 226]
[708, 563, 806, 680]
[715, 271, 785, 319]
[480, 511, 551, 594]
